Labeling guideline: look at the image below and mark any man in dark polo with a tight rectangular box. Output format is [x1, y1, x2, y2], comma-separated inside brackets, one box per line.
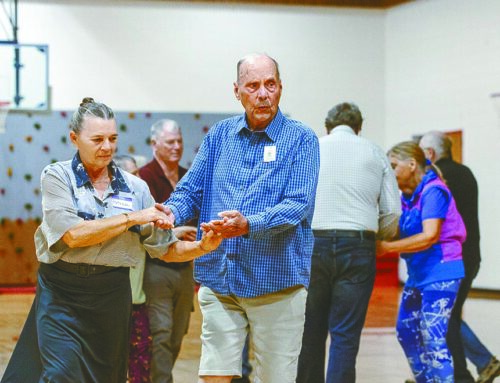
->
[139, 119, 197, 383]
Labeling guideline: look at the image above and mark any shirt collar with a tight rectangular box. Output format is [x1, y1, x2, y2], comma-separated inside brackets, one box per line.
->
[331, 125, 356, 135]
[236, 108, 283, 142]
[435, 157, 452, 167]
[71, 152, 131, 193]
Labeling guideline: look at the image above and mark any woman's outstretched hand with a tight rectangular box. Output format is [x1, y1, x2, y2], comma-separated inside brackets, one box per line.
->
[198, 223, 223, 252]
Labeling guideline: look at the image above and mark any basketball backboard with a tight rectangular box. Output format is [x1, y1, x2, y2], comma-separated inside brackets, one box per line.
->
[0, 0, 17, 44]
[0, 43, 50, 111]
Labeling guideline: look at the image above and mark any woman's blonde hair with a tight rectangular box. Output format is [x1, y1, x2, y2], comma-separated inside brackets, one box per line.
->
[388, 140, 443, 179]
[388, 141, 426, 169]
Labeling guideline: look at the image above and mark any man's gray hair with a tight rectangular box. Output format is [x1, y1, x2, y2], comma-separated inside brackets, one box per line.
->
[114, 154, 137, 169]
[325, 102, 363, 134]
[150, 119, 181, 141]
[419, 131, 452, 160]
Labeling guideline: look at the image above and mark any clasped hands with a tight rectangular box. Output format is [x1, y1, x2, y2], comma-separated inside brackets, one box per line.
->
[376, 240, 397, 258]
[152, 204, 227, 252]
[151, 206, 248, 238]
[200, 210, 249, 239]
[149, 207, 248, 252]
[149, 203, 175, 229]
[194, 210, 248, 252]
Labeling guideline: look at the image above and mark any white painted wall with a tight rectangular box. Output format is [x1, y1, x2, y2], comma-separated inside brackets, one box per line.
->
[12, 0, 500, 289]
[386, 0, 500, 290]
[17, 0, 385, 142]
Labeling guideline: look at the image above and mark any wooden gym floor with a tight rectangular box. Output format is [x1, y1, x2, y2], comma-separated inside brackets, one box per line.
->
[1, 286, 499, 382]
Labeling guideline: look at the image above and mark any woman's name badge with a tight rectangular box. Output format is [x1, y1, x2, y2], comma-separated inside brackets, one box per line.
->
[263, 146, 276, 162]
[111, 196, 133, 211]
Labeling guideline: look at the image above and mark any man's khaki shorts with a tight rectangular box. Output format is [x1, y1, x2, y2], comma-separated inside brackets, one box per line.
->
[198, 285, 307, 383]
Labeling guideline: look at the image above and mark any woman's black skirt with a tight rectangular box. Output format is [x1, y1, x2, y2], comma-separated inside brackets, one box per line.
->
[2, 262, 132, 383]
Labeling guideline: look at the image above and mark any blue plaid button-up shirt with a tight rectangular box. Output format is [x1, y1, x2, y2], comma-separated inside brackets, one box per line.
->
[167, 109, 320, 298]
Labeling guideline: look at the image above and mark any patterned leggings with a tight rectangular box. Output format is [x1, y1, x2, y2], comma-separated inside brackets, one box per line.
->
[128, 303, 152, 383]
[396, 279, 461, 383]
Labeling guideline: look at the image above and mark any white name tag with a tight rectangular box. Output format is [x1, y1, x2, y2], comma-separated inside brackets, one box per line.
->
[263, 145, 277, 162]
[111, 196, 133, 211]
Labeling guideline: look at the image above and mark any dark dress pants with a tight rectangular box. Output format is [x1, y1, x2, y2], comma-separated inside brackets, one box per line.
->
[143, 261, 194, 383]
[447, 256, 480, 383]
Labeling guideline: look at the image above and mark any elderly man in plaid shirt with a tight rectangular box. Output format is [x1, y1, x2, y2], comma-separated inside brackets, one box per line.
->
[166, 53, 320, 383]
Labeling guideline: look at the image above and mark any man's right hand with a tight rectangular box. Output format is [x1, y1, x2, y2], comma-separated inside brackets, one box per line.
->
[153, 203, 176, 229]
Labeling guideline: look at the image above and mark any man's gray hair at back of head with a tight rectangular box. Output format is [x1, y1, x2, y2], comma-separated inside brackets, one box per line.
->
[419, 131, 452, 160]
[325, 102, 363, 134]
[114, 154, 137, 169]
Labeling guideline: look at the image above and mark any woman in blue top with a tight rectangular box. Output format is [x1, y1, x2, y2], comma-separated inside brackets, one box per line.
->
[378, 141, 465, 383]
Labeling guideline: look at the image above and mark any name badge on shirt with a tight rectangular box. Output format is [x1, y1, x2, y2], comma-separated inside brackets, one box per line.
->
[111, 195, 133, 211]
[263, 146, 277, 162]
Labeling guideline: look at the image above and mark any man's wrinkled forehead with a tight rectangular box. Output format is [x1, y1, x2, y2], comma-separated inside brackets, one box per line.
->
[237, 54, 280, 83]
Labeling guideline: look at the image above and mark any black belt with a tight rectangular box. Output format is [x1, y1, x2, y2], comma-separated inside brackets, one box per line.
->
[313, 229, 376, 241]
[51, 260, 123, 277]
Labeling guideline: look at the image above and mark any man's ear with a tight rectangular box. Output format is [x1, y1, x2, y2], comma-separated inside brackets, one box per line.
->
[233, 82, 240, 101]
[427, 148, 437, 162]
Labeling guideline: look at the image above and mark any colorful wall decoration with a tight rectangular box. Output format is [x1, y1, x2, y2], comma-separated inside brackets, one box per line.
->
[0, 110, 234, 285]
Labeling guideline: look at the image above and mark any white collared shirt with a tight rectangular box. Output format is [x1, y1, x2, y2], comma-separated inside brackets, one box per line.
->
[312, 125, 401, 239]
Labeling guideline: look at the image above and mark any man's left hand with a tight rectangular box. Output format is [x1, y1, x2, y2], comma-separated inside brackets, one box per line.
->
[202, 210, 249, 238]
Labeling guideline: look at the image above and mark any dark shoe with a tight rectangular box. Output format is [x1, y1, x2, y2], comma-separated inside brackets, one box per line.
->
[477, 356, 500, 383]
[404, 380, 416, 383]
[232, 377, 250, 383]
